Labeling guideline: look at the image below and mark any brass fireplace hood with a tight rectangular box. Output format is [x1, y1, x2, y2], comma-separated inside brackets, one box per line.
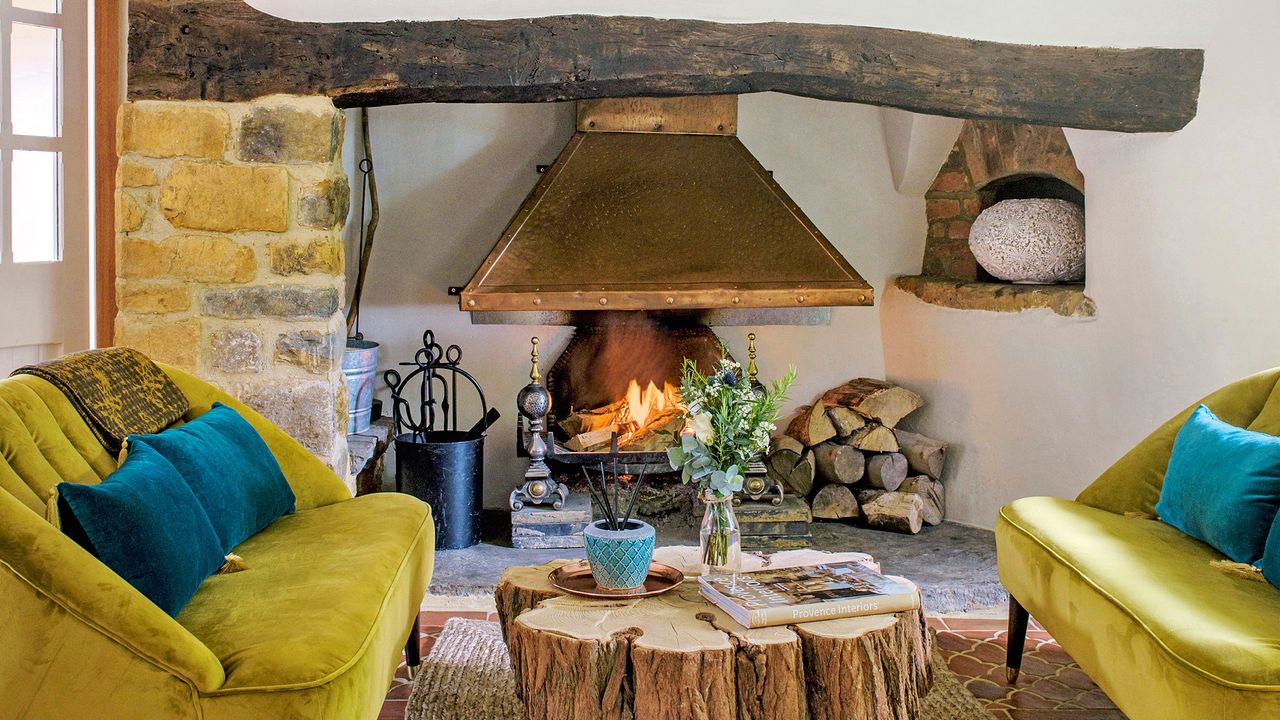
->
[459, 96, 873, 322]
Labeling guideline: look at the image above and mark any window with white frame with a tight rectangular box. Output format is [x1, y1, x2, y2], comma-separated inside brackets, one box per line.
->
[3, 0, 86, 265]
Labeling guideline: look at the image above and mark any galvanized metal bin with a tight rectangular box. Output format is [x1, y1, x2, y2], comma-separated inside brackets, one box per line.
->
[344, 338, 379, 433]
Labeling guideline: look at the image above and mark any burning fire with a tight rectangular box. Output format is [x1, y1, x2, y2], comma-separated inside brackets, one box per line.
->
[622, 380, 682, 433]
[559, 378, 686, 452]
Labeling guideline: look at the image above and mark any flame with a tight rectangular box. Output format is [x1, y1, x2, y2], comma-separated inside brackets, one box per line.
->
[622, 379, 681, 431]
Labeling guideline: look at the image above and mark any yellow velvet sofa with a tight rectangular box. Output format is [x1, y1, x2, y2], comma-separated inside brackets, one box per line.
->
[997, 368, 1280, 720]
[0, 363, 434, 719]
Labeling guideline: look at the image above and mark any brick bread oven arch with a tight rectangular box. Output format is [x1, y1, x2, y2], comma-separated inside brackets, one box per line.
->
[894, 120, 1096, 318]
[921, 121, 1085, 281]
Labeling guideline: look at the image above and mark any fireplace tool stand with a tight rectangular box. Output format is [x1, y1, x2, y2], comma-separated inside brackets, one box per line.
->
[385, 330, 491, 550]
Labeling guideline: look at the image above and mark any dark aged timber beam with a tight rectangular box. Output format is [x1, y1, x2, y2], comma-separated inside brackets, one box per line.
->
[128, 0, 1204, 132]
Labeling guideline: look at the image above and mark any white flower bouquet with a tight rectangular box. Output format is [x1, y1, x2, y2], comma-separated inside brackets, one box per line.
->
[667, 355, 795, 570]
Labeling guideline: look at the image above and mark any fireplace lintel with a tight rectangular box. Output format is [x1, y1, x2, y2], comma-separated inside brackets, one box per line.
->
[128, 1, 1203, 133]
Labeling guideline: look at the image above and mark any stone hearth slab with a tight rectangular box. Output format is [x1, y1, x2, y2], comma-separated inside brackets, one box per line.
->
[511, 494, 590, 549]
[429, 519, 1001, 613]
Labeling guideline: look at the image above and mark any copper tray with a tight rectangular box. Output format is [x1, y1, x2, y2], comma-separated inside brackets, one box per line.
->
[548, 560, 685, 599]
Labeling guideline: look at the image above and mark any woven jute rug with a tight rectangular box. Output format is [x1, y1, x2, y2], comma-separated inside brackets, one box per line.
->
[407, 618, 990, 720]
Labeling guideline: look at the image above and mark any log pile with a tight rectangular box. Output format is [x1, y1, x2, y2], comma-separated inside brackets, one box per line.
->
[767, 378, 949, 534]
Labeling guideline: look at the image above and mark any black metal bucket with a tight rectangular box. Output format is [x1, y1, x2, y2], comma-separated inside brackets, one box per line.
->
[395, 431, 484, 550]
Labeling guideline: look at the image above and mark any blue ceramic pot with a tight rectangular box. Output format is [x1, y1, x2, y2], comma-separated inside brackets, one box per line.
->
[582, 519, 656, 590]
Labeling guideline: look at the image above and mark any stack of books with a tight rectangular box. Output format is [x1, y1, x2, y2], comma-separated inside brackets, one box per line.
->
[699, 561, 920, 628]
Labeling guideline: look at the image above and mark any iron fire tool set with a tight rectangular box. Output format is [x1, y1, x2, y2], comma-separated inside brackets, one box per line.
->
[510, 335, 813, 550]
[385, 330, 497, 550]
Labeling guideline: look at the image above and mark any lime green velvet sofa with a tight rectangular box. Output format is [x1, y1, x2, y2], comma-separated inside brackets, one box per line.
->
[0, 363, 434, 719]
[997, 368, 1280, 720]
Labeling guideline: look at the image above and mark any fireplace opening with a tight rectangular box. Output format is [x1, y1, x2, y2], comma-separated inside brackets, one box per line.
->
[545, 314, 727, 453]
[504, 313, 745, 524]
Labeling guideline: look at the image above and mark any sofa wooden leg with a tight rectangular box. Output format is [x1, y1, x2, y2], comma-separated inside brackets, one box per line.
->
[405, 614, 422, 671]
[1006, 595, 1029, 684]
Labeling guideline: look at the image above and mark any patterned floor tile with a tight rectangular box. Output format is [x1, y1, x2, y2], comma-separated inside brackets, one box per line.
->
[932, 623, 1128, 720]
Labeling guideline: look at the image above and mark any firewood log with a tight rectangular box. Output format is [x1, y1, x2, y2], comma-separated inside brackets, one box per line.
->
[786, 404, 836, 446]
[844, 424, 900, 453]
[893, 429, 947, 479]
[900, 475, 945, 526]
[565, 426, 615, 452]
[811, 484, 860, 520]
[821, 379, 923, 428]
[622, 408, 683, 451]
[825, 406, 866, 437]
[866, 452, 908, 491]
[772, 436, 805, 455]
[856, 490, 925, 534]
[559, 399, 626, 438]
[812, 442, 865, 485]
[766, 441, 815, 496]
[791, 451, 815, 497]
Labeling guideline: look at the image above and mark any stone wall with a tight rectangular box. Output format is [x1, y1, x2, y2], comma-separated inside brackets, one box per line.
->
[922, 120, 1084, 280]
[114, 96, 351, 479]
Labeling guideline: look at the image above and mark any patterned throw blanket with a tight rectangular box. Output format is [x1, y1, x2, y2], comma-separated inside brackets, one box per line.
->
[11, 347, 189, 454]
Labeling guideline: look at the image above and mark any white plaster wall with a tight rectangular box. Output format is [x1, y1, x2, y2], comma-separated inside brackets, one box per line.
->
[266, 1, 1280, 522]
[884, 5, 1280, 527]
[347, 97, 918, 508]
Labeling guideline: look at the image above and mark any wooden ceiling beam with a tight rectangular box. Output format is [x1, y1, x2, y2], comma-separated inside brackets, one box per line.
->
[128, 1, 1203, 132]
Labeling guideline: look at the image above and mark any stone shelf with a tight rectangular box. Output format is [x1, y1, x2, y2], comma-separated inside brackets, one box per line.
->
[894, 275, 1096, 318]
[349, 417, 394, 496]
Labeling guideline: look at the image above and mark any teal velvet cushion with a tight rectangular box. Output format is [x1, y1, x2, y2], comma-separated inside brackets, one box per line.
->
[57, 442, 225, 617]
[1155, 405, 1280, 564]
[132, 402, 296, 552]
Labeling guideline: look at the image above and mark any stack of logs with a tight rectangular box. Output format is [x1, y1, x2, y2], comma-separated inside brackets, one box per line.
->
[767, 378, 948, 534]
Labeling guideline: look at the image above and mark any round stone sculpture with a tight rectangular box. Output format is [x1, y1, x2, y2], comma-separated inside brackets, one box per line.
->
[969, 198, 1085, 283]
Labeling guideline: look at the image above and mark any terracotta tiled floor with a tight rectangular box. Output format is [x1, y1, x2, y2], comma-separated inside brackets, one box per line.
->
[927, 616, 1127, 720]
[380, 612, 1126, 720]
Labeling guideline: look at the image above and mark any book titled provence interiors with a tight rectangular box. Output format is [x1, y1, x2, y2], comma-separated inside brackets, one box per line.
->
[699, 561, 920, 628]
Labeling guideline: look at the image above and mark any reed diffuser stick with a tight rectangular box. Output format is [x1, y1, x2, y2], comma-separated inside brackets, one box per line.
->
[620, 465, 648, 529]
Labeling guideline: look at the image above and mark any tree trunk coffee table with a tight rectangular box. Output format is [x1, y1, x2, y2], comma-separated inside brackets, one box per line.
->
[495, 549, 932, 720]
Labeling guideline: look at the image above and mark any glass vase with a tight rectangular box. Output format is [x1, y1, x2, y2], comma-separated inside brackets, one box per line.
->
[700, 492, 741, 576]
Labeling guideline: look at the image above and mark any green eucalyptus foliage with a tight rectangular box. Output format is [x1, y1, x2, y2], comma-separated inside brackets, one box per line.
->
[667, 354, 796, 499]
